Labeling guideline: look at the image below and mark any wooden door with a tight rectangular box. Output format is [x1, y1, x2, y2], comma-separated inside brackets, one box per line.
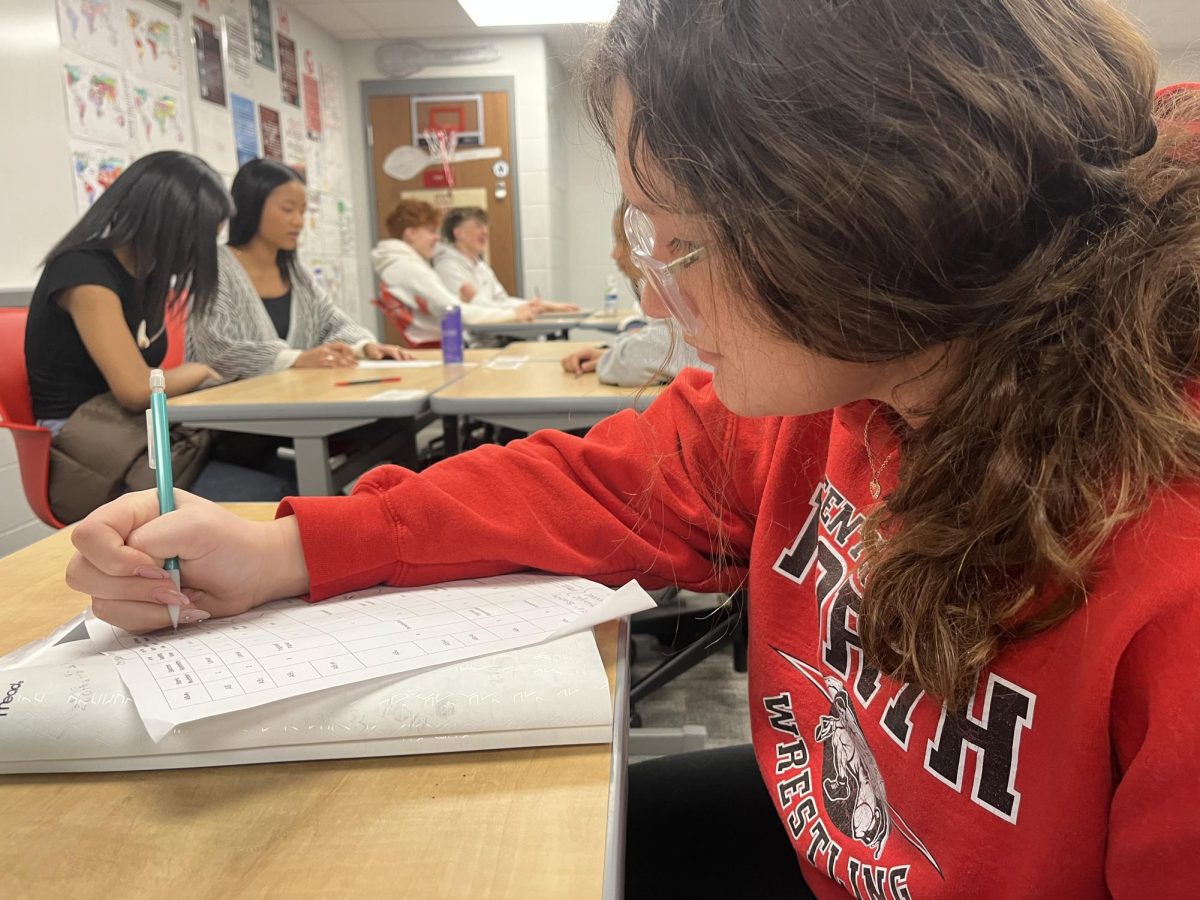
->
[368, 91, 518, 345]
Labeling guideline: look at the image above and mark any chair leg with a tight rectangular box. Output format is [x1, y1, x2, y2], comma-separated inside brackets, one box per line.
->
[630, 615, 738, 706]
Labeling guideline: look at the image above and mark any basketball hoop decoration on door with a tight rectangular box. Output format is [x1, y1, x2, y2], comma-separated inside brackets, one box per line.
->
[422, 126, 460, 200]
[381, 93, 504, 195]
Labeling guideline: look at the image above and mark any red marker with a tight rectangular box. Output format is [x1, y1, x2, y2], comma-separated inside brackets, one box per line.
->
[335, 376, 404, 387]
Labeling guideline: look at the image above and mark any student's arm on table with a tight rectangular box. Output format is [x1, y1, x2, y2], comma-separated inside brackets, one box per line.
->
[62, 285, 218, 410]
[561, 346, 606, 375]
[73, 371, 823, 631]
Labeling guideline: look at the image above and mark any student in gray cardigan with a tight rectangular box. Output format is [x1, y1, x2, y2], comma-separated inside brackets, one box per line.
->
[186, 160, 407, 380]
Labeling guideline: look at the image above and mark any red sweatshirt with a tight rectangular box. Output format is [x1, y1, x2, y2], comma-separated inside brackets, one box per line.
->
[280, 370, 1199, 898]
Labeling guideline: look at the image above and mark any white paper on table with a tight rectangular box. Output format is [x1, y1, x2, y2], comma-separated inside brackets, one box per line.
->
[85, 575, 654, 741]
[486, 355, 528, 370]
[356, 360, 441, 369]
[366, 388, 427, 401]
[0, 631, 613, 773]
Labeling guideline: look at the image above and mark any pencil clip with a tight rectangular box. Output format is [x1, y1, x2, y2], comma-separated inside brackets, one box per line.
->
[146, 409, 156, 470]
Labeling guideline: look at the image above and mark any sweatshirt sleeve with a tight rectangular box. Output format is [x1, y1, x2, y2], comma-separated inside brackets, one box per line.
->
[1105, 591, 1200, 896]
[277, 370, 788, 600]
[301, 267, 376, 349]
[597, 321, 701, 387]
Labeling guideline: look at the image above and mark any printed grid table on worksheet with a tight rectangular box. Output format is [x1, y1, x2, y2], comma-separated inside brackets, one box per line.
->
[85, 574, 655, 740]
[113, 578, 614, 710]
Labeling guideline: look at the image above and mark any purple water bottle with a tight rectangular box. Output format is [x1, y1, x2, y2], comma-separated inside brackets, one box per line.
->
[441, 306, 464, 364]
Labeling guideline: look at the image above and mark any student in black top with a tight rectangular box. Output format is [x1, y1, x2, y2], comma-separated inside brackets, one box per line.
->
[26, 150, 292, 521]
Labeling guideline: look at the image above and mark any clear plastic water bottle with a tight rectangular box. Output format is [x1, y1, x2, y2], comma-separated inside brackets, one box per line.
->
[603, 276, 619, 317]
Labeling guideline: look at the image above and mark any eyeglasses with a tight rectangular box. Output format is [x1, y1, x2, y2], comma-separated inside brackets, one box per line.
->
[623, 205, 707, 334]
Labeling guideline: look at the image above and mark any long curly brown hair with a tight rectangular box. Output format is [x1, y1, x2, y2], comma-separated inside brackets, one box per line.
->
[586, 0, 1200, 705]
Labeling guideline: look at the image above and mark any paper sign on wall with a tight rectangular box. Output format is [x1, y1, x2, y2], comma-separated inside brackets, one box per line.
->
[260, 105, 283, 161]
[123, 0, 185, 89]
[128, 76, 193, 154]
[68, 139, 132, 214]
[278, 33, 299, 107]
[302, 73, 322, 140]
[56, 0, 121, 65]
[223, 12, 254, 92]
[61, 50, 129, 146]
[250, 0, 275, 70]
[192, 15, 226, 106]
[231, 94, 259, 166]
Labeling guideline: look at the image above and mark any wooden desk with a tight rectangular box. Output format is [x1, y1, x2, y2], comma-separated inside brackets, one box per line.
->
[168, 353, 494, 495]
[0, 505, 630, 900]
[431, 352, 662, 440]
[497, 340, 607, 362]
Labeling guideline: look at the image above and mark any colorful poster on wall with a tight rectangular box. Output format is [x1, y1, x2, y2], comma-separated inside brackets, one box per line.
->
[192, 15, 226, 106]
[277, 33, 299, 106]
[56, 0, 121, 65]
[122, 0, 185, 89]
[259, 105, 282, 161]
[128, 76, 193, 153]
[249, 0, 274, 70]
[231, 94, 259, 167]
[61, 50, 129, 145]
[222, 11, 254, 92]
[68, 139, 131, 214]
[302, 73, 321, 140]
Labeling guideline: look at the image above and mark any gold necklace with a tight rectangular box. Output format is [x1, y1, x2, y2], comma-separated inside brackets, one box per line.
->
[864, 405, 898, 500]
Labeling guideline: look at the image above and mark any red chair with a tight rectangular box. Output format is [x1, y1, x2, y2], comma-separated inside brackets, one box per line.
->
[372, 289, 441, 350]
[0, 308, 65, 529]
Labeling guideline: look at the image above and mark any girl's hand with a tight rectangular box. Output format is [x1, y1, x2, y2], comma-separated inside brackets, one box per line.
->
[561, 347, 605, 375]
[293, 342, 358, 368]
[459, 283, 478, 303]
[67, 490, 310, 633]
[363, 342, 413, 361]
[513, 302, 539, 322]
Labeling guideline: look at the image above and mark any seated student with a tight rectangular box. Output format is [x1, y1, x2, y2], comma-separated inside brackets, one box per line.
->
[70, 3, 1200, 896]
[432, 207, 579, 315]
[562, 200, 707, 386]
[370, 199, 542, 346]
[25, 151, 290, 522]
[187, 159, 409, 379]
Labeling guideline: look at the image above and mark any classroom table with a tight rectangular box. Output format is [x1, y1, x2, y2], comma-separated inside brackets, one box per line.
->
[465, 311, 596, 341]
[0, 505, 631, 900]
[167, 351, 494, 495]
[432, 342, 663, 448]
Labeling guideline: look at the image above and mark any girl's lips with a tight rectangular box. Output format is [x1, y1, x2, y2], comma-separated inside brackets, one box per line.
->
[695, 348, 721, 365]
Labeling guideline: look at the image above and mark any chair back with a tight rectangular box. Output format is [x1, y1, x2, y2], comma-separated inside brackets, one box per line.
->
[0, 308, 34, 425]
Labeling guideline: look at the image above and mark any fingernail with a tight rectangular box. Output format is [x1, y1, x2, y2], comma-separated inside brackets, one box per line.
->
[135, 566, 172, 580]
[177, 608, 211, 624]
[152, 587, 191, 607]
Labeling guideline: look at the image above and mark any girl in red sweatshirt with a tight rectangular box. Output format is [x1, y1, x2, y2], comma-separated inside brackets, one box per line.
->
[69, 2, 1200, 897]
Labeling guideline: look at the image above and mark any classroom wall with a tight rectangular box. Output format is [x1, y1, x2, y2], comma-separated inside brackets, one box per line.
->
[340, 35, 563, 318]
[1159, 46, 1200, 85]
[0, 0, 362, 556]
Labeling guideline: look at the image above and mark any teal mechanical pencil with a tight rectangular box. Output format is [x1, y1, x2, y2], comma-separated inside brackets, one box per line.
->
[148, 369, 181, 629]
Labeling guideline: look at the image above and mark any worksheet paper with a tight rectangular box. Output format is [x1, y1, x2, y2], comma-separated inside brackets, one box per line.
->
[0, 631, 614, 773]
[85, 575, 653, 741]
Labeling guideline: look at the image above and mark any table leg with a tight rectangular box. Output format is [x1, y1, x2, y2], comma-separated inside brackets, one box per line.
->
[442, 415, 461, 456]
[293, 436, 335, 495]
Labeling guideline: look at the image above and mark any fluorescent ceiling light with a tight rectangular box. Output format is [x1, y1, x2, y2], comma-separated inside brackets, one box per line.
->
[457, 0, 619, 26]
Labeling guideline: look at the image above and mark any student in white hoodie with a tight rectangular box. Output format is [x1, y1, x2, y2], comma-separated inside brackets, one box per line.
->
[432, 207, 578, 314]
[371, 200, 540, 346]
